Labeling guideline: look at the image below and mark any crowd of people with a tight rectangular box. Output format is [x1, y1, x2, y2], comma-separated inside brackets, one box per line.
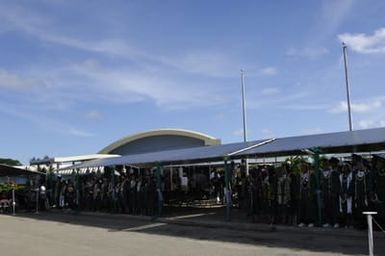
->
[31, 154, 385, 229]
[239, 155, 385, 229]
[46, 169, 162, 217]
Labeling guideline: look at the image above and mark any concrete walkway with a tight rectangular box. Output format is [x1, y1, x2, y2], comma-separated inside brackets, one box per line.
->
[4, 209, 384, 255]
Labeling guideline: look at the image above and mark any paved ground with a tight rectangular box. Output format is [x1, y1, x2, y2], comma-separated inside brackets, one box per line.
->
[0, 212, 384, 256]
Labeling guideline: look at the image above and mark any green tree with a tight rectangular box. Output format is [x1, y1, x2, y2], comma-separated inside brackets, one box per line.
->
[0, 158, 22, 166]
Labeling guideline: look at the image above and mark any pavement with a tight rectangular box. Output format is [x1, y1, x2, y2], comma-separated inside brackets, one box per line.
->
[1, 209, 385, 256]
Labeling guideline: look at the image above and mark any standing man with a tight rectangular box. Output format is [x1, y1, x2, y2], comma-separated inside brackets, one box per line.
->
[277, 164, 291, 224]
[321, 158, 341, 228]
[288, 164, 300, 226]
[352, 155, 371, 229]
[339, 163, 354, 228]
[298, 161, 316, 227]
[372, 155, 385, 225]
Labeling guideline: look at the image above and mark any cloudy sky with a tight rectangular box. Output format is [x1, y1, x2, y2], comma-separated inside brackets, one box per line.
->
[1, 0, 385, 164]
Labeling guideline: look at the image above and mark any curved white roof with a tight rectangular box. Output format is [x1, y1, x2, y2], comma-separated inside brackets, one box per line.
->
[99, 128, 221, 154]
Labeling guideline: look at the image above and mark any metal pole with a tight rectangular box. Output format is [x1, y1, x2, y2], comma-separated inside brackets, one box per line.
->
[368, 214, 374, 256]
[240, 69, 249, 176]
[312, 148, 322, 226]
[156, 163, 163, 217]
[240, 69, 248, 142]
[12, 189, 16, 215]
[76, 169, 80, 207]
[35, 187, 39, 214]
[342, 42, 353, 131]
[224, 158, 231, 222]
[363, 212, 377, 256]
[111, 166, 116, 201]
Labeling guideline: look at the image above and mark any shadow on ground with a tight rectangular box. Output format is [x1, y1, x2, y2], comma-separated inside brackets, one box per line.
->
[12, 208, 385, 256]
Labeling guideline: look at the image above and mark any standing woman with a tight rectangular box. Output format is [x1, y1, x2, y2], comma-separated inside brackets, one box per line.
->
[298, 161, 316, 227]
[288, 165, 299, 226]
[352, 155, 371, 229]
[372, 155, 385, 226]
[339, 164, 354, 228]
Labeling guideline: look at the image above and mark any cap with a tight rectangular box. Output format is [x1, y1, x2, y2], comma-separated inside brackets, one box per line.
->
[329, 157, 339, 165]
[352, 154, 363, 165]
[372, 154, 385, 166]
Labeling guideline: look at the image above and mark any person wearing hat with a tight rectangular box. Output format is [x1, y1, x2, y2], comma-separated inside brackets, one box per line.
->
[128, 175, 136, 214]
[121, 175, 130, 213]
[276, 164, 291, 225]
[260, 167, 271, 223]
[321, 157, 341, 228]
[288, 163, 300, 226]
[339, 163, 354, 228]
[372, 154, 385, 224]
[298, 161, 316, 227]
[268, 166, 279, 224]
[53, 175, 62, 208]
[248, 168, 261, 223]
[352, 154, 372, 228]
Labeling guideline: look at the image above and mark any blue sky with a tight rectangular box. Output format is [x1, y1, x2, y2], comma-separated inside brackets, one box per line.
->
[1, 0, 385, 164]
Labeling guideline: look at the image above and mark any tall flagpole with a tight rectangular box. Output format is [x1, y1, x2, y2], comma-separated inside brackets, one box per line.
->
[240, 69, 248, 142]
[342, 42, 353, 131]
[240, 69, 249, 175]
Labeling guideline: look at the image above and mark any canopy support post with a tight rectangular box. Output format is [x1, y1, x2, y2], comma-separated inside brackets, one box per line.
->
[311, 148, 322, 226]
[224, 157, 231, 222]
[75, 168, 80, 210]
[12, 187, 16, 215]
[156, 162, 163, 218]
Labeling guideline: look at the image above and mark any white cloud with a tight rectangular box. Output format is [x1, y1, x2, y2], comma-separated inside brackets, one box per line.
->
[338, 27, 385, 54]
[330, 99, 383, 113]
[0, 6, 140, 58]
[67, 128, 94, 137]
[232, 129, 244, 137]
[301, 128, 323, 135]
[69, 60, 225, 109]
[358, 120, 375, 129]
[289, 0, 352, 59]
[85, 111, 102, 120]
[0, 101, 94, 137]
[357, 119, 385, 129]
[258, 67, 278, 76]
[0, 6, 243, 79]
[318, 0, 354, 36]
[248, 91, 310, 109]
[286, 47, 329, 59]
[261, 87, 280, 96]
[261, 128, 275, 138]
[0, 69, 47, 91]
[169, 52, 239, 78]
[282, 104, 328, 111]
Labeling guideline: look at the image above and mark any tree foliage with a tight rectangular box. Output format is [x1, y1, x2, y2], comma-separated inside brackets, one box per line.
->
[0, 158, 22, 166]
